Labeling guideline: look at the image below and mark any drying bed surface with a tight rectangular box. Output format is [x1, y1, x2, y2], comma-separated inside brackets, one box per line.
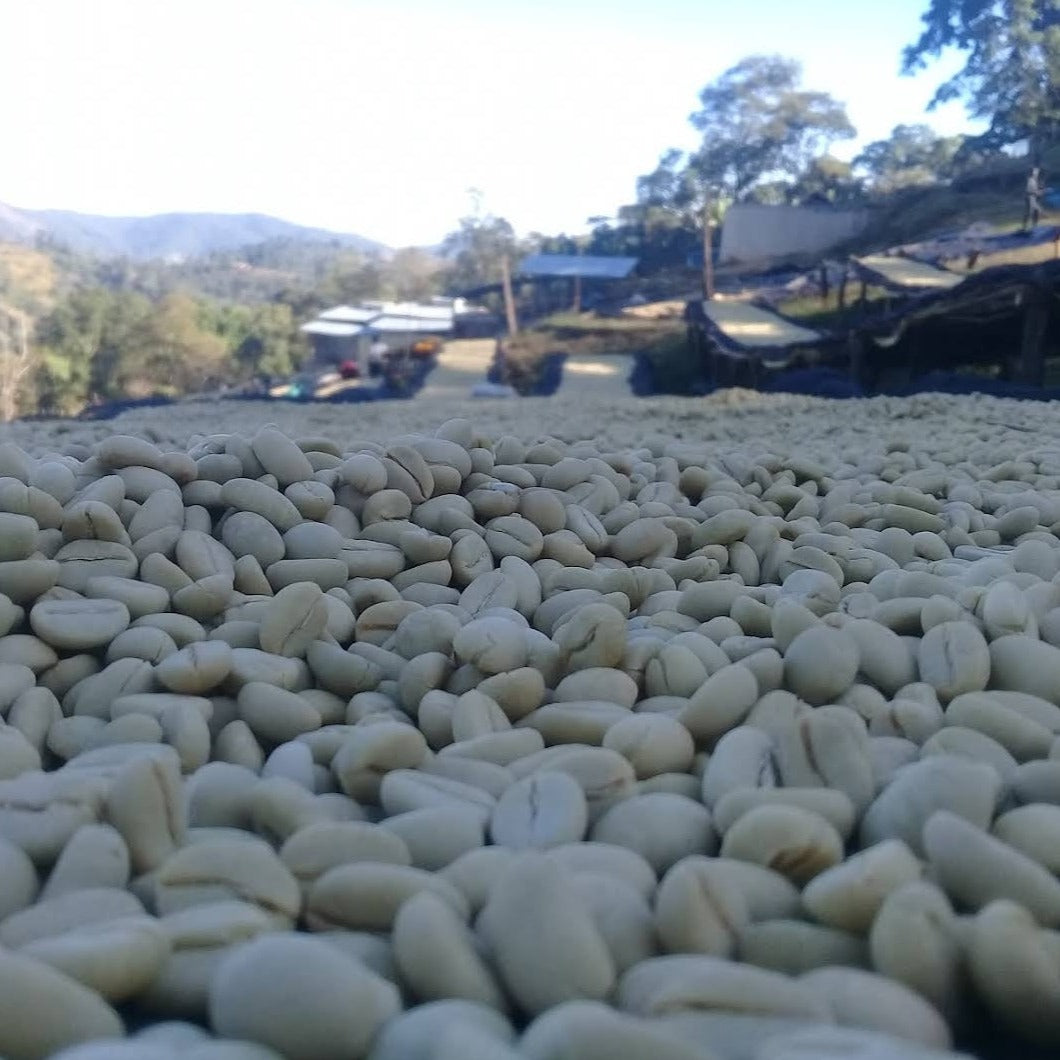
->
[0, 389, 1058, 1057]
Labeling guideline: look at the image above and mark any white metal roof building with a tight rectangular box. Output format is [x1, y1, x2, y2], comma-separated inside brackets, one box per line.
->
[302, 301, 455, 335]
[300, 301, 456, 370]
[300, 320, 365, 337]
[370, 313, 455, 334]
[372, 301, 455, 323]
[317, 306, 380, 324]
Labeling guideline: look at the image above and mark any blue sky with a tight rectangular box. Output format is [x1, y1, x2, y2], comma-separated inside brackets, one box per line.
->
[1, 0, 975, 247]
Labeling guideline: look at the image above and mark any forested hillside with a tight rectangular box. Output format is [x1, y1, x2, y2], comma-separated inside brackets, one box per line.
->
[0, 237, 444, 416]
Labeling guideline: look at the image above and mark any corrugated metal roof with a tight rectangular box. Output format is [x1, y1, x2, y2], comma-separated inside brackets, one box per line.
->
[382, 301, 454, 321]
[370, 315, 454, 334]
[301, 321, 365, 337]
[518, 254, 638, 280]
[306, 301, 454, 337]
[318, 305, 380, 323]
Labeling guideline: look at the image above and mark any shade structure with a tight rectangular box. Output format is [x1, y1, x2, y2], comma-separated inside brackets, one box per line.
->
[853, 255, 964, 293]
[702, 300, 824, 350]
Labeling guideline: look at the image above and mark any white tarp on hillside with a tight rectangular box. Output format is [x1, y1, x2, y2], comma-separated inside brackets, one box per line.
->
[720, 204, 871, 267]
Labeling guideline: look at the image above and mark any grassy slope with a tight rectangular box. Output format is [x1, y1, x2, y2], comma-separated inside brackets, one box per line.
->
[838, 143, 1060, 253]
[0, 244, 59, 309]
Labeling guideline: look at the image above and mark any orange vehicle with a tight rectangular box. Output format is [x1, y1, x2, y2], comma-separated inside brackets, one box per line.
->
[409, 337, 442, 357]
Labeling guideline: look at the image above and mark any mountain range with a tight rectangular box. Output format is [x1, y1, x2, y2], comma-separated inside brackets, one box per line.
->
[0, 201, 387, 260]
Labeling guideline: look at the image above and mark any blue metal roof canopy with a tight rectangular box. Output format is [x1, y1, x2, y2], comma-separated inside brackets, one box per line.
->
[517, 254, 638, 280]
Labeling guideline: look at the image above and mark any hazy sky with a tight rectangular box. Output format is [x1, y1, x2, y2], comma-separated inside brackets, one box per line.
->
[2, 0, 975, 247]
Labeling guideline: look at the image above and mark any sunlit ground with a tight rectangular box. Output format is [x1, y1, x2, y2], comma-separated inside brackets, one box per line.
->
[565, 361, 624, 376]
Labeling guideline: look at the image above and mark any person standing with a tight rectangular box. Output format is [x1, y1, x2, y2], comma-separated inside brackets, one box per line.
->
[1024, 165, 1045, 232]
[368, 338, 389, 377]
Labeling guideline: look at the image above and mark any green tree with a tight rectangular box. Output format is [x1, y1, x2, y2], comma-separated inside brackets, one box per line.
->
[854, 123, 965, 191]
[611, 56, 856, 273]
[384, 248, 443, 302]
[92, 290, 155, 399]
[579, 153, 704, 272]
[118, 292, 227, 396]
[583, 218, 646, 260]
[230, 303, 301, 381]
[34, 288, 153, 412]
[789, 155, 865, 204]
[627, 150, 706, 237]
[318, 252, 388, 307]
[903, 0, 1060, 153]
[441, 192, 524, 292]
[686, 55, 856, 204]
[34, 288, 109, 413]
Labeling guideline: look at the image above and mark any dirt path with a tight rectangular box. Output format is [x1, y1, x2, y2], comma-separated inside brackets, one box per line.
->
[417, 339, 495, 399]
[556, 354, 633, 399]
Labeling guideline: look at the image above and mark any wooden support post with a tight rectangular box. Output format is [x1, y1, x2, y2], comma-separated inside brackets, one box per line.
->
[572, 273, 582, 313]
[500, 256, 519, 337]
[702, 200, 715, 300]
[847, 333, 865, 392]
[1017, 290, 1049, 386]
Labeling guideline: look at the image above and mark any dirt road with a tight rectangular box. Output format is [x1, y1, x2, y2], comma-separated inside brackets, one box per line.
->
[555, 354, 633, 399]
[417, 339, 494, 399]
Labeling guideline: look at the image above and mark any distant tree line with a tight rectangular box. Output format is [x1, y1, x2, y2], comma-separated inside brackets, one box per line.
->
[31, 290, 297, 415]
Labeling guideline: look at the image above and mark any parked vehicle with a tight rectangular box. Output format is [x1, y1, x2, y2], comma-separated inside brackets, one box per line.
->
[410, 337, 442, 357]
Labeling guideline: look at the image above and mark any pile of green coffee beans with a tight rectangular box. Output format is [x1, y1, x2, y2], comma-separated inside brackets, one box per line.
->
[2, 396, 1060, 1059]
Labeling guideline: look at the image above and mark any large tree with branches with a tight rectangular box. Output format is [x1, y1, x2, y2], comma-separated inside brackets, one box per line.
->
[903, 0, 1060, 154]
[686, 55, 856, 205]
